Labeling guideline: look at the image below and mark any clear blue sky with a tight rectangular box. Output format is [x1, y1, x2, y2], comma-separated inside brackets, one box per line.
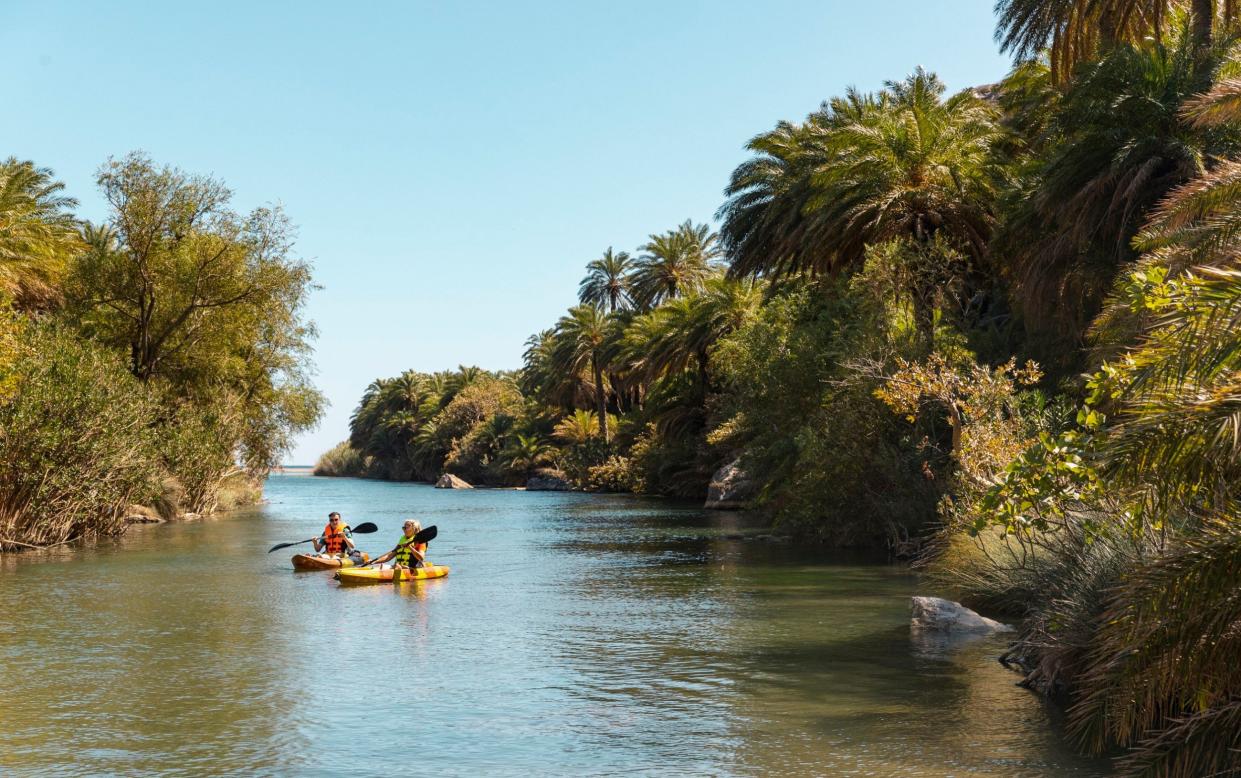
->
[2, 1, 1013, 464]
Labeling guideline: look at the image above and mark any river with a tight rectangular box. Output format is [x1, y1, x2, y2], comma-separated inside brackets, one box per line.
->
[0, 474, 1108, 776]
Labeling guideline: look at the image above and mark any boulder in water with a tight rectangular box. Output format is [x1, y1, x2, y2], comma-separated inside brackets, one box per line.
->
[910, 596, 1013, 633]
[704, 458, 756, 510]
[435, 473, 473, 489]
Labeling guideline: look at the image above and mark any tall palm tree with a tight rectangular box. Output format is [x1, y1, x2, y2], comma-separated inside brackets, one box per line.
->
[995, 0, 1228, 83]
[1004, 34, 1239, 348]
[578, 247, 633, 312]
[551, 304, 614, 442]
[629, 220, 720, 309]
[722, 68, 999, 345]
[0, 158, 82, 310]
[624, 276, 763, 389]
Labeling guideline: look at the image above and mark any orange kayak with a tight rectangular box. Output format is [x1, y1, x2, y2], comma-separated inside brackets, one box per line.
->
[335, 563, 450, 584]
[292, 552, 370, 570]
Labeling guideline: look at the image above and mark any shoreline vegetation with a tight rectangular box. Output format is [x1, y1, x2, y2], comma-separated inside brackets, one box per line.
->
[0, 153, 323, 552]
[319, 6, 1241, 774]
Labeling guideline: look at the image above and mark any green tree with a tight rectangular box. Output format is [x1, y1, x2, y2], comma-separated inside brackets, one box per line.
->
[995, 0, 1227, 82]
[722, 69, 999, 347]
[0, 158, 82, 311]
[578, 247, 634, 312]
[551, 304, 615, 442]
[66, 153, 323, 473]
[553, 409, 601, 444]
[500, 433, 556, 480]
[1002, 35, 1240, 356]
[630, 220, 720, 309]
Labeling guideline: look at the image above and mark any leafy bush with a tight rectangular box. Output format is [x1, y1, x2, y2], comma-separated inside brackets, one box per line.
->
[313, 441, 368, 477]
[713, 283, 940, 546]
[0, 323, 160, 549]
[587, 455, 639, 492]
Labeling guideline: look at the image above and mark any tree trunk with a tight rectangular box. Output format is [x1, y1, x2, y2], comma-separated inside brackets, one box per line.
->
[592, 355, 609, 443]
[947, 403, 963, 458]
[912, 290, 935, 354]
[1193, 0, 1215, 51]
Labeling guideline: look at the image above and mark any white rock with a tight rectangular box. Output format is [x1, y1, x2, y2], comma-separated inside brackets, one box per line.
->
[910, 596, 1013, 633]
[434, 473, 473, 489]
[704, 458, 756, 510]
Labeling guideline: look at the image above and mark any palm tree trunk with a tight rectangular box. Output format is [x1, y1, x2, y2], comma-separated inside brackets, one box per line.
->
[592, 355, 609, 443]
[912, 285, 936, 354]
[1193, 0, 1215, 51]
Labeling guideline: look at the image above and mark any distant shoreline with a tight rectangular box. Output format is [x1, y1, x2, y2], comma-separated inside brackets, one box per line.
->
[272, 465, 314, 476]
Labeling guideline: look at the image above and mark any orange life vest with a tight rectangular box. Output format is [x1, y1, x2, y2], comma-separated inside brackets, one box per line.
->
[322, 522, 350, 554]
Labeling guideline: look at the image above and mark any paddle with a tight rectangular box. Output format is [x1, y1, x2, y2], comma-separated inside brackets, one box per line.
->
[364, 525, 437, 567]
[267, 521, 378, 553]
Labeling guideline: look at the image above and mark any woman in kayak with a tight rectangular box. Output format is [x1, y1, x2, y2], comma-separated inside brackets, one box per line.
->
[371, 519, 427, 569]
[312, 512, 357, 558]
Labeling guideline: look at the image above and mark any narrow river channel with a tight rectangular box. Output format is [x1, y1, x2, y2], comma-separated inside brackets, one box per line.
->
[0, 474, 1108, 776]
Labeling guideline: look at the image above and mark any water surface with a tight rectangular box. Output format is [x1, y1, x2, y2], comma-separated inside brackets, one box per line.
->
[0, 474, 1108, 776]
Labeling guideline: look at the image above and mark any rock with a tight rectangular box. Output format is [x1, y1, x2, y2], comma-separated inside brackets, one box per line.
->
[704, 458, 757, 510]
[435, 473, 473, 489]
[124, 504, 165, 524]
[910, 596, 1013, 634]
[526, 473, 572, 491]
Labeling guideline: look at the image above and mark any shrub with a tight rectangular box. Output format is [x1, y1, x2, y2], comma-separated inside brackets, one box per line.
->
[313, 440, 368, 477]
[587, 455, 639, 492]
[0, 323, 160, 549]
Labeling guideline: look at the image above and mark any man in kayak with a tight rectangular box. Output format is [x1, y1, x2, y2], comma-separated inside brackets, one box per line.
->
[370, 519, 426, 569]
[312, 512, 357, 558]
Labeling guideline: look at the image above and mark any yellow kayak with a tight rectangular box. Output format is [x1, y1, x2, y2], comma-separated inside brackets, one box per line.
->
[292, 552, 370, 570]
[335, 563, 450, 584]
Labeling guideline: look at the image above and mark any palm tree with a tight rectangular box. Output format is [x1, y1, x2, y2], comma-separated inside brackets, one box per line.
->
[578, 248, 633, 312]
[0, 158, 82, 310]
[625, 276, 763, 389]
[995, 0, 1228, 83]
[551, 304, 614, 442]
[629, 220, 720, 309]
[553, 409, 601, 445]
[722, 68, 999, 345]
[1004, 34, 1238, 350]
[500, 433, 556, 480]
[1059, 111, 1241, 773]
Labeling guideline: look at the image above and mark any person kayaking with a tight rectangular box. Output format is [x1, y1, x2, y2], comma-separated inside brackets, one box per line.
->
[370, 519, 427, 569]
[312, 512, 357, 558]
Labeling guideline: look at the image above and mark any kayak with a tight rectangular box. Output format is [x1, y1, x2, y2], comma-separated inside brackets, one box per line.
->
[335, 563, 450, 585]
[292, 552, 370, 570]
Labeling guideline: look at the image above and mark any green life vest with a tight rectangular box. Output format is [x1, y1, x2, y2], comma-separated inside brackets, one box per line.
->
[394, 534, 423, 566]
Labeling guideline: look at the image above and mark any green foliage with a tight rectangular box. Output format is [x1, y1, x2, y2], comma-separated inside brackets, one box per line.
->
[313, 441, 368, 477]
[0, 323, 160, 549]
[630, 220, 721, 310]
[1001, 34, 1241, 368]
[346, 367, 528, 484]
[712, 282, 941, 544]
[0, 158, 82, 311]
[0, 152, 322, 548]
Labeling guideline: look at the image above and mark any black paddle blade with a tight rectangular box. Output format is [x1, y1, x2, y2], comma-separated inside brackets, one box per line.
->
[267, 537, 315, 554]
[350, 522, 378, 534]
[413, 525, 437, 544]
